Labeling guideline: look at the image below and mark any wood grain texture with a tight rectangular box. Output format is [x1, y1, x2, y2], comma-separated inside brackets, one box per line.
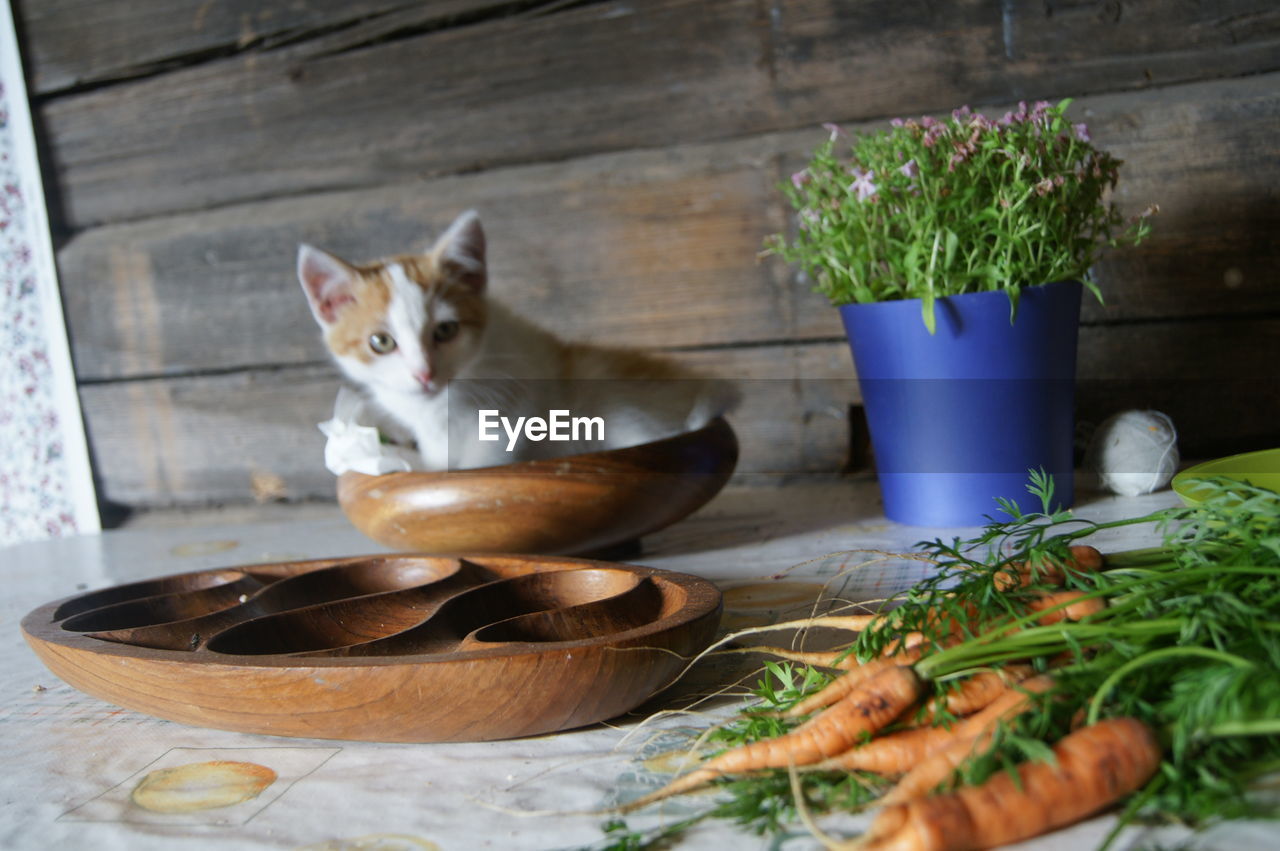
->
[38, 0, 772, 228]
[771, 0, 1280, 121]
[78, 345, 857, 506]
[59, 134, 793, 380]
[22, 554, 723, 742]
[57, 74, 1280, 384]
[336, 417, 738, 555]
[32, 0, 1280, 228]
[15, 0, 516, 95]
[19, 1, 1280, 509]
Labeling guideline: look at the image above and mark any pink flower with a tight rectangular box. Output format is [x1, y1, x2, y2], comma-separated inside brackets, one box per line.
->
[952, 105, 972, 122]
[848, 167, 878, 201]
[890, 118, 905, 128]
[1073, 123, 1091, 142]
[823, 122, 846, 141]
[898, 159, 919, 179]
[791, 169, 810, 189]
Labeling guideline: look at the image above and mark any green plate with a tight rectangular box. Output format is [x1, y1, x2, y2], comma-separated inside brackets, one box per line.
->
[1172, 448, 1280, 505]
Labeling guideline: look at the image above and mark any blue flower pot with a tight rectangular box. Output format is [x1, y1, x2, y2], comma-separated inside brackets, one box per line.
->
[838, 280, 1082, 527]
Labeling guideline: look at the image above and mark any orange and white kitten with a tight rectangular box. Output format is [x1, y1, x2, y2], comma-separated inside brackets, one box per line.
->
[298, 210, 733, 470]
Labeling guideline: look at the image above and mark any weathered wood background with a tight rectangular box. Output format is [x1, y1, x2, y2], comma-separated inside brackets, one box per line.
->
[13, 0, 1280, 510]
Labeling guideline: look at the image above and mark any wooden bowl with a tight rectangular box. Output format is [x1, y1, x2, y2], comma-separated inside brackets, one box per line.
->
[22, 554, 722, 743]
[336, 417, 738, 554]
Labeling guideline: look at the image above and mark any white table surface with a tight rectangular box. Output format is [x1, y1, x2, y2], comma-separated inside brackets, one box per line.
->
[3, 478, 1271, 850]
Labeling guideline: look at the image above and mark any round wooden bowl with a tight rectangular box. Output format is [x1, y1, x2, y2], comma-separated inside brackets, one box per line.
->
[22, 554, 722, 743]
[336, 417, 738, 554]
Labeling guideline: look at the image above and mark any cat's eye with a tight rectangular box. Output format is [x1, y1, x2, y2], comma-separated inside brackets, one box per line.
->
[368, 331, 397, 354]
[433, 320, 460, 344]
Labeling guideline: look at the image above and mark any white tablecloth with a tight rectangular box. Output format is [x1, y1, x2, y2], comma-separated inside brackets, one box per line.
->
[4, 479, 1270, 850]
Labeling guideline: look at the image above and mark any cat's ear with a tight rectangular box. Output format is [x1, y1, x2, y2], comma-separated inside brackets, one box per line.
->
[297, 244, 357, 326]
[430, 210, 486, 293]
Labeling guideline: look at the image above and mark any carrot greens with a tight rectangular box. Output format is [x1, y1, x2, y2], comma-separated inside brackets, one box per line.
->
[877, 477, 1279, 828]
[601, 475, 1279, 848]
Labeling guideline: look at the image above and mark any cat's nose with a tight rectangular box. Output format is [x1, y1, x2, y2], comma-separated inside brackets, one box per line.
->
[413, 369, 434, 390]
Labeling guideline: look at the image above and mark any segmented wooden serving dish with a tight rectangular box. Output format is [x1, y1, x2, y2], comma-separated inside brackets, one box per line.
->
[21, 554, 722, 742]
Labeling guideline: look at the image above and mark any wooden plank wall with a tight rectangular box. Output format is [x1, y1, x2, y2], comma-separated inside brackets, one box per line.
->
[13, 0, 1280, 509]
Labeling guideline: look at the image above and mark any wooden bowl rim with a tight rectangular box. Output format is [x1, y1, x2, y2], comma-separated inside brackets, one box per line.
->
[336, 415, 736, 485]
[22, 554, 723, 669]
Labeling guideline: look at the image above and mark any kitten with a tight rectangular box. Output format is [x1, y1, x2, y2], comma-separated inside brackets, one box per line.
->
[298, 210, 734, 470]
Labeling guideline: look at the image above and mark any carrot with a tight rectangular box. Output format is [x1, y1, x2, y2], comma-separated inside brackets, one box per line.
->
[993, 544, 1103, 591]
[731, 646, 855, 670]
[738, 632, 927, 672]
[1026, 589, 1106, 625]
[785, 645, 928, 718]
[881, 632, 927, 655]
[911, 666, 1033, 725]
[861, 718, 1161, 851]
[791, 583, 1095, 723]
[806, 614, 882, 632]
[881, 675, 1056, 805]
[620, 664, 923, 812]
[809, 722, 955, 774]
[817, 669, 1040, 775]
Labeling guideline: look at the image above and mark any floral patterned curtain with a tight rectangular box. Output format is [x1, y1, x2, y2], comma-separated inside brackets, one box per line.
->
[1, 2, 98, 545]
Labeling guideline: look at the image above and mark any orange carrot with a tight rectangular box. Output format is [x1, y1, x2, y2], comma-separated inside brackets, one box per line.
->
[993, 544, 1104, 591]
[882, 675, 1056, 805]
[621, 664, 923, 811]
[740, 632, 924, 672]
[788, 583, 1092, 723]
[912, 666, 1033, 725]
[785, 645, 928, 718]
[817, 669, 1040, 775]
[881, 632, 927, 655]
[734, 646, 854, 669]
[861, 718, 1161, 851]
[810, 722, 955, 774]
[1027, 589, 1106, 624]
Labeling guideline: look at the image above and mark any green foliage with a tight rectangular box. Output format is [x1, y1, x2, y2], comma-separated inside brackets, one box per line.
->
[595, 816, 699, 851]
[765, 100, 1154, 331]
[713, 770, 881, 837]
[708, 661, 830, 746]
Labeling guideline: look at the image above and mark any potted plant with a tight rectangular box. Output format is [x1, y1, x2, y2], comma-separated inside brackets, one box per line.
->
[767, 100, 1154, 526]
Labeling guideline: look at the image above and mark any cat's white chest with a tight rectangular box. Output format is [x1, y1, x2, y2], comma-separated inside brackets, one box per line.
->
[374, 389, 452, 470]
